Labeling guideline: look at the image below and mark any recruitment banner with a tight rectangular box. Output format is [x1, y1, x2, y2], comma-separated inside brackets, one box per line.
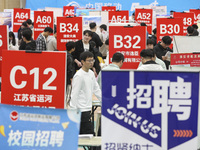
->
[173, 12, 195, 35]
[0, 25, 8, 77]
[109, 26, 146, 69]
[1, 50, 66, 109]
[157, 18, 183, 48]
[189, 9, 200, 24]
[135, 8, 153, 34]
[102, 6, 116, 12]
[34, 11, 54, 40]
[57, 17, 82, 51]
[171, 53, 200, 67]
[0, 104, 80, 149]
[108, 10, 129, 23]
[102, 70, 199, 150]
[13, 8, 30, 32]
[63, 6, 75, 17]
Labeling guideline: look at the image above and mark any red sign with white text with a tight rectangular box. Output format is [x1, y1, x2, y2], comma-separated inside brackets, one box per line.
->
[34, 11, 54, 40]
[109, 26, 146, 69]
[157, 18, 184, 48]
[173, 12, 195, 35]
[0, 25, 8, 77]
[102, 6, 116, 12]
[13, 8, 30, 32]
[63, 6, 75, 17]
[57, 17, 82, 51]
[1, 50, 66, 109]
[189, 9, 200, 24]
[171, 53, 200, 67]
[109, 11, 129, 23]
[135, 8, 153, 34]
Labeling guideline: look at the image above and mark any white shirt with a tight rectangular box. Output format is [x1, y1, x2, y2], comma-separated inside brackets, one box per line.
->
[83, 43, 89, 51]
[46, 36, 57, 51]
[70, 68, 101, 112]
[137, 64, 164, 70]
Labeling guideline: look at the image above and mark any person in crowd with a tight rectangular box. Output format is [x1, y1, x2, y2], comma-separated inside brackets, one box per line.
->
[97, 52, 124, 88]
[150, 28, 157, 46]
[65, 41, 76, 104]
[19, 28, 35, 50]
[89, 22, 103, 50]
[46, 29, 57, 51]
[9, 31, 18, 50]
[26, 19, 34, 37]
[36, 27, 53, 51]
[137, 49, 164, 70]
[153, 36, 173, 69]
[141, 22, 149, 39]
[99, 24, 109, 59]
[129, 12, 135, 23]
[70, 51, 101, 135]
[21, 28, 36, 50]
[18, 21, 28, 46]
[192, 24, 199, 36]
[186, 26, 194, 36]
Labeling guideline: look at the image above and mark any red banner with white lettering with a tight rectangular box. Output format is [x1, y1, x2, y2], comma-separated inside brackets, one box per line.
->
[102, 6, 116, 12]
[171, 53, 200, 67]
[157, 18, 184, 48]
[34, 11, 54, 40]
[189, 9, 200, 24]
[0, 25, 8, 77]
[63, 6, 75, 17]
[173, 12, 195, 35]
[57, 17, 82, 51]
[1, 50, 66, 109]
[109, 10, 129, 23]
[135, 8, 153, 34]
[109, 26, 146, 69]
[13, 8, 30, 32]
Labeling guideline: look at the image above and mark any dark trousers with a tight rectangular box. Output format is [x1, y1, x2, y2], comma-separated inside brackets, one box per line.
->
[80, 111, 94, 135]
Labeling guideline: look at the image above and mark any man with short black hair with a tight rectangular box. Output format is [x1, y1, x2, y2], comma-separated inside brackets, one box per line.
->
[192, 24, 199, 36]
[36, 27, 53, 51]
[20, 28, 36, 50]
[70, 51, 101, 134]
[187, 26, 194, 36]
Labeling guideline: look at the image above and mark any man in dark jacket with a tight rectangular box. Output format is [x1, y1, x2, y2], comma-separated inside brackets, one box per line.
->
[21, 28, 36, 50]
[153, 36, 173, 69]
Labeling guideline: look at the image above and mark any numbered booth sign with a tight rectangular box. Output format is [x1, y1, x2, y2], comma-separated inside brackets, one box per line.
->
[135, 8, 153, 34]
[109, 10, 129, 23]
[57, 17, 82, 51]
[109, 26, 146, 69]
[0, 25, 8, 77]
[1, 50, 66, 109]
[13, 8, 30, 32]
[173, 12, 195, 35]
[34, 11, 54, 40]
[63, 6, 75, 17]
[102, 6, 116, 12]
[189, 9, 200, 24]
[157, 18, 183, 48]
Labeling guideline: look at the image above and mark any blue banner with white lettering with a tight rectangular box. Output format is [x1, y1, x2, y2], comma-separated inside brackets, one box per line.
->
[25, 0, 200, 15]
[102, 71, 199, 150]
[0, 104, 80, 150]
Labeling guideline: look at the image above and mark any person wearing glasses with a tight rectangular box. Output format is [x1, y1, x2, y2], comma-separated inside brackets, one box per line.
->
[70, 51, 101, 135]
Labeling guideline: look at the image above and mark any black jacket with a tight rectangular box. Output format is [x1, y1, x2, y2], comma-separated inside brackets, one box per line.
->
[91, 32, 103, 49]
[67, 52, 75, 85]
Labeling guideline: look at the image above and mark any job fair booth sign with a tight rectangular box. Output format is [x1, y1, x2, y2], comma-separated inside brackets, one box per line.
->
[0, 104, 81, 150]
[34, 11, 54, 40]
[1, 50, 66, 109]
[102, 70, 199, 150]
[63, 6, 75, 17]
[57, 17, 82, 51]
[109, 26, 146, 69]
[108, 10, 129, 23]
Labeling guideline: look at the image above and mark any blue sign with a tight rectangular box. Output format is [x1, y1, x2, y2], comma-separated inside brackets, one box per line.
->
[25, 0, 200, 15]
[102, 71, 199, 150]
[0, 104, 80, 150]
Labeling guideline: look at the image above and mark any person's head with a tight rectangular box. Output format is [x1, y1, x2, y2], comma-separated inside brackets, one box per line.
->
[21, 21, 28, 29]
[66, 41, 75, 53]
[187, 26, 194, 35]
[22, 28, 32, 42]
[192, 24, 198, 30]
[43, 27, 53, 37]
[140, 22, 147, 26]
[100, 24, 107, 32]
[89, 41, 96, 49]
[83, 30, 92, 43]
[80, 51, 94, 71]
[9, 31, 16, 46]
[26, 19, 33, 27]
[146, 39, 154, 49]
[105, 39, 109, 50]
[132, 12, 135, 20]
[112, 52, 124, 68]
[89, 22, 97, 31]
[140, 49, 155, 64]
[152, 28, 157, 35]
[161, 36, 172, 48]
